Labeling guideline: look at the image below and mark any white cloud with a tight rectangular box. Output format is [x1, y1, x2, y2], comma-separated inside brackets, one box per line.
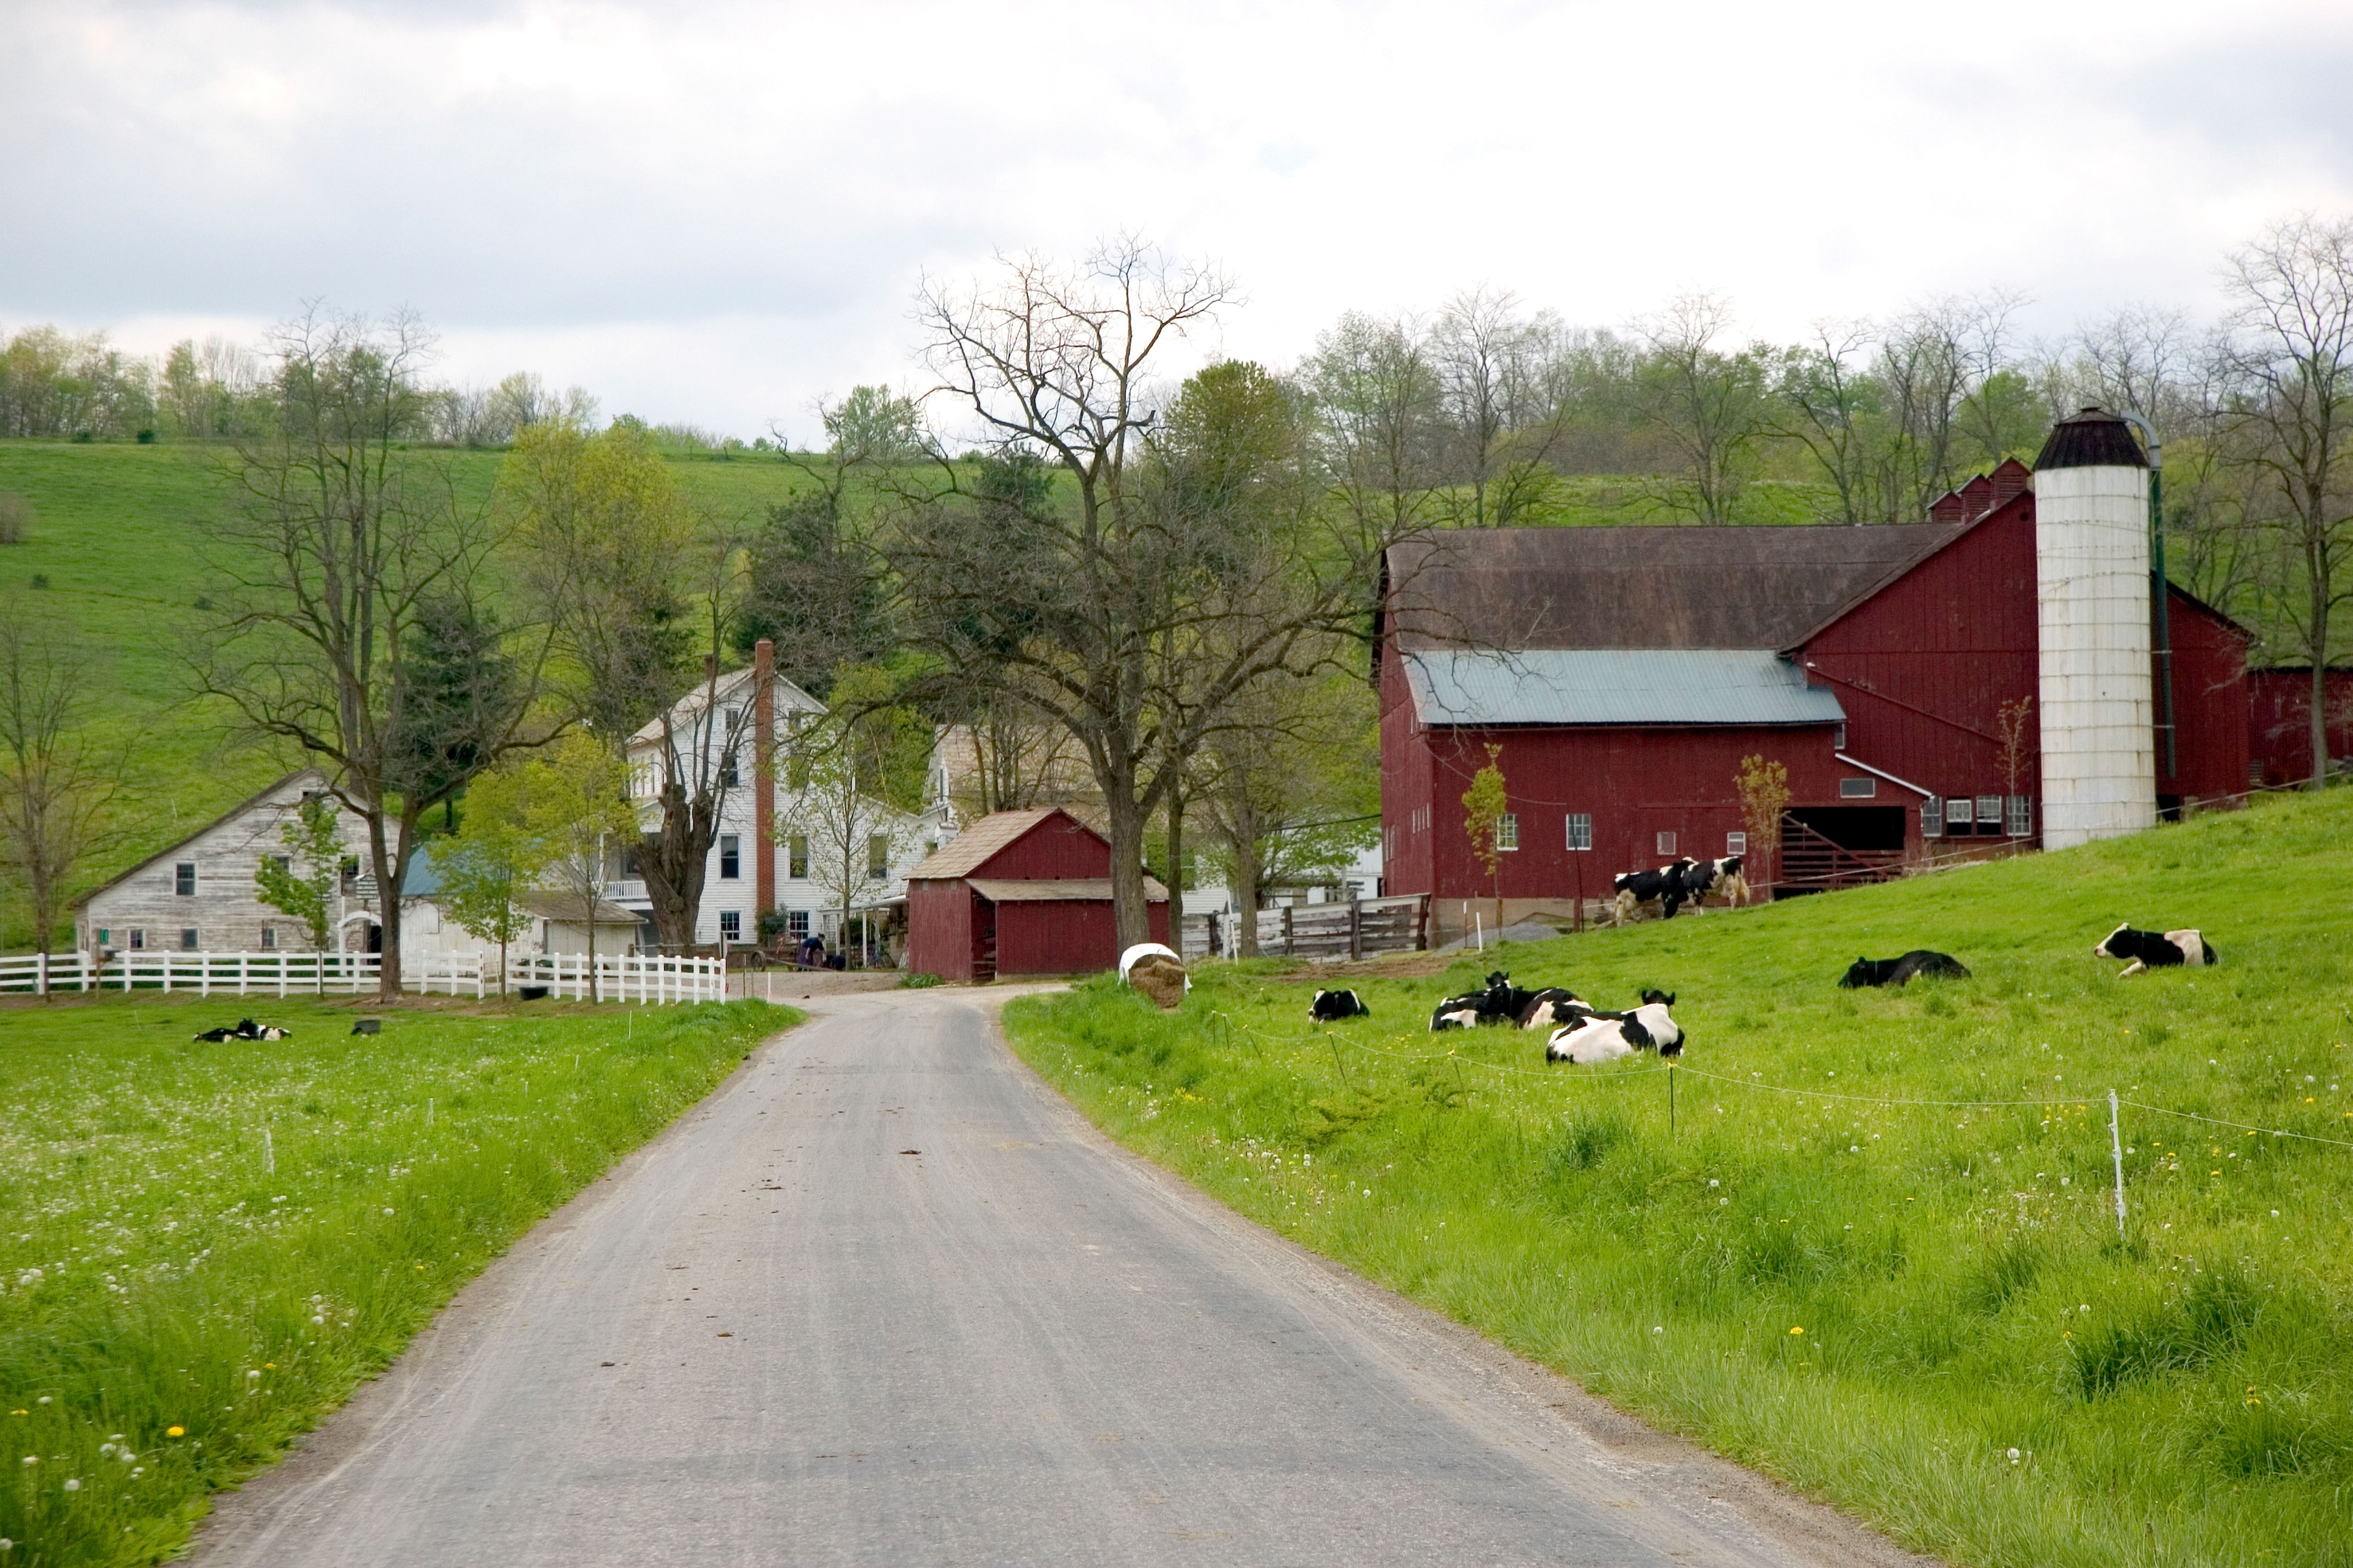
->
[4, 0, 2350, 434]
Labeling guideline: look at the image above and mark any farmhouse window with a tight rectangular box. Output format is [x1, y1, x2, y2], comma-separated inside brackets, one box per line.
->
[867, 835, 891, 879]
[1946, 797, 1974, 835]
[260, 927, 277, 950]
[180, 929, 199, 950]
[1564, 813, 1593, 851]
[1839, 777, 1876, 799]
[787, 909, 810, 939]
[271, 855, 290, 875]
[2005, 795, 2033, 836]
[719, 910, 742, 941]
[1495, 814, 1518, 851]
[789, 835, 809, 879]
[128, 929, 145, 950]
[1976, 795, 2001, 826]
[175, 862, 196, 896]
[1726, 831, 1747, 855]
[1655, 830, 1677, 857]
[720, 749, 739, 787]
[1922, 798, 1944, 837]
[719, 835, 741, 880]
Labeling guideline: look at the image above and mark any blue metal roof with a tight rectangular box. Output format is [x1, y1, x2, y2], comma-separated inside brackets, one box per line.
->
[1403, 649, 1846, 727]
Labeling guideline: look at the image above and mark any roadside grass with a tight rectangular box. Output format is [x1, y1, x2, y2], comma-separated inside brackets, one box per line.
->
[0, 993, 798, 1567]
[1004, 789, 2353, 1568]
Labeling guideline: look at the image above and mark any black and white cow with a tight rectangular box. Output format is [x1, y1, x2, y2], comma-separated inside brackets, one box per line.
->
[192, 1018, 292, 1043]
[1517, 987, 1593, 1030]
[1308, 988, 1371, 1022]
[1546, 998, 1684, 1064]
[1680, 855, 1749, 909]
[2093, 924, 2218, 978]
[1429, 972, 1532, 1032]
[1608, 858, 1698, 924]
[1838, 950, 1972, 988]
[1430, 1001, 1480, 1031]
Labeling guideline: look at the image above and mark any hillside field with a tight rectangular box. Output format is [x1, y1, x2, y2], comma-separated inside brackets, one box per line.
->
[0, 440, 831, 944]
[1004, 790, 2353, 1568]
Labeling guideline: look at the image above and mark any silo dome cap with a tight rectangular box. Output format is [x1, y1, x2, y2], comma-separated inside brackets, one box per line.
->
[2034, 406, 2148, 470]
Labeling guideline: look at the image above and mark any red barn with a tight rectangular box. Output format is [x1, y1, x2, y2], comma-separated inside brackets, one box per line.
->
[903, 807, 1172, 982]
[1379, 423, 2251, 944]
[2248, 667, 2353, 786]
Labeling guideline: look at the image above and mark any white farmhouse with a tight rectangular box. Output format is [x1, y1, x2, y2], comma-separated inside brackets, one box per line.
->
[72, 768, 375, 957]
[617, 638, 944, 953]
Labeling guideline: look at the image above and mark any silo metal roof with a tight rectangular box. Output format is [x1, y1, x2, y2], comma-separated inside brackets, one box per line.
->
[1402, 649, 1847, 727]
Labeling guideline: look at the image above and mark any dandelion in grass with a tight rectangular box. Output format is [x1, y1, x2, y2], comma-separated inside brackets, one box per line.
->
[61, 1479, 78, 1492]
[165, 1427, 183, 1438]
[2007, 1448, 2021, 1463]
[1789, 1326, 1804, 1336]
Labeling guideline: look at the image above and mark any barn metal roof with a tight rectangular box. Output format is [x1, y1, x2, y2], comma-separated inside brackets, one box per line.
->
[903, 807, 1082, 881]
[1401, 649, 1847, 727]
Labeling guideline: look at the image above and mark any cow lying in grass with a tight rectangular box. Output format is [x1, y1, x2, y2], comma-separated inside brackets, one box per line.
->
[1428, 971, 1534, 1031]
[2094, 924, 2219, 977]
[192, 1018, 292, 1042]
[1308, 989, 1371, 1022]
[1547, 992, 1683, 1063]
[1516, 987, 1593, 1029]
[1839, 950, 1971, 987]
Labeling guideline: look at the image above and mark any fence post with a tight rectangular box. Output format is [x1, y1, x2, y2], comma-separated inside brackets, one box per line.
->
[34, 952, 45, 999]
[1349, 899, 1363, 961]
[2109, 1088, 2127, 1234]
[1284, 904, 1295, 958]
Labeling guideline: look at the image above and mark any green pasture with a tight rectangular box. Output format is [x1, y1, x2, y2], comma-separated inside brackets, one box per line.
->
[1004, 790, 2353, 1568]
[0, 993, 798, 1567]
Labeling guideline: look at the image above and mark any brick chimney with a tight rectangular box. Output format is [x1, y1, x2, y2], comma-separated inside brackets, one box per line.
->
[753, 638, 776, 925]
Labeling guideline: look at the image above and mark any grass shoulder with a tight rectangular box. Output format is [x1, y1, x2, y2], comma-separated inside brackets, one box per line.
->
[1004, 789, 2353, 1568]
[0, 993, 800, 1567]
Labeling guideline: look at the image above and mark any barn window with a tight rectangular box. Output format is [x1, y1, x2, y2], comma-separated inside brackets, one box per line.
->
[719, 910, 741, 941]
[175, 862, 196, 896]
[867, 835, 891, 879]
[1921, 797, 1944, 837]
[1946, 797, 1973, 835]
[719, 835, 741, 880]
[1833, 723, 1847, 751]
[1564, 813, 1593, 851]
[787, 909, 809, 939]
[1655, 830, 1677, 857]
[1976, 795, 2001, 826]
[1495, 814, 1518, 851]
[1838, 777, 1876, 799]
[2005, 795, 2033, 836]
[260, 926, 277, 950]
[180, 928, 199, 951]
[789, 835, 809, 879]
[1726, 831, 1747, 855]
[128, 929, 145, 950]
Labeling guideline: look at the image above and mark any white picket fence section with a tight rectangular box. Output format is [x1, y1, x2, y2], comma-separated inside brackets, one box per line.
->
[0, 949, 724, 1004]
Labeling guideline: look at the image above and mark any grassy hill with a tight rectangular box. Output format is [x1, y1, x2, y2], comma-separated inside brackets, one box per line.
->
[1004, 789, 2353, 1568]
[0, 439, 832, 944]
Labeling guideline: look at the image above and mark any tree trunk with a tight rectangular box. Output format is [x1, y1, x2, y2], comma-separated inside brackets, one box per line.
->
[2311, 579, 2332, 789]
[365, 807, 409, 1002]
[640, 784, 715, 950]
[1231, 824, 1262, 960]
[1165, 780, 1185, 909]
[1102, 785, 1153, 950]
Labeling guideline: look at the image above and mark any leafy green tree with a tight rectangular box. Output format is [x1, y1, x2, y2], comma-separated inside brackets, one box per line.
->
[733, 490, 893, 699]
[510, 732, 640, 1001]
[1460, 742, 1509, 920]
[426, 763, 551, 993]
[254, 793, 344, 954]
[393, 595, 523, 832]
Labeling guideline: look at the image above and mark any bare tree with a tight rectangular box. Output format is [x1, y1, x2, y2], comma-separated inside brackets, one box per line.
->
[1631, 292, 1768, 524]
[2216, 213, 2353, 786]
[0, 599, 126, 958]
[191, 307, 551, 999]
[898, 241, 1419, 946]
[1771, 321, 1883, 524]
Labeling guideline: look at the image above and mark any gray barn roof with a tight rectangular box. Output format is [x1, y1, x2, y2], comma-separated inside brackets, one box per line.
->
[1383, 523, 1960, 653]
[1402, 649, 1846, 728]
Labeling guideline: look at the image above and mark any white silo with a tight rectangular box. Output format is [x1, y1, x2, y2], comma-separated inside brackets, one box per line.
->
[2032, 408, 2155, 850]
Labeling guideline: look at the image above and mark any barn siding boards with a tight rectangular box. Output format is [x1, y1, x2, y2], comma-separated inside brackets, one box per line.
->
[901, 807, 1170, 979]
[2161, 592, 2251, 803]
[72, 768, 371, 956]
[2246, 667, 2352, 788]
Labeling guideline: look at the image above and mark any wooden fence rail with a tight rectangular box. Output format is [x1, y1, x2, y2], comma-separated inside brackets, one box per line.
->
[1179, 895, 1428, 962]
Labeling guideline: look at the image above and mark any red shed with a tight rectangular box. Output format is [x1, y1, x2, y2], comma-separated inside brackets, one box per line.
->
[903, 807, 1171, 982]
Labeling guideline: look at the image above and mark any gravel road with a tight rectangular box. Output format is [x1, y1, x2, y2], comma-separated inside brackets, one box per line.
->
[192, 987, 1931, 1568]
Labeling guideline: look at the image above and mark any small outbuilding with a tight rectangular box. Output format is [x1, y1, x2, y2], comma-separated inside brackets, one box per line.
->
[903, 807, 1171, 982]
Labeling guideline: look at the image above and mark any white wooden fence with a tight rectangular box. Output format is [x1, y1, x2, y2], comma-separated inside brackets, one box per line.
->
[0, 949, 724, 1004]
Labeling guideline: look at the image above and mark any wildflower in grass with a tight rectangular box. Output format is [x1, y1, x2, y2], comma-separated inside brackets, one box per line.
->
[2007, 1448, 2021, 1463]
[20, 1456, 34, 1466]
[61, 1479, 77, 1492]
[165, 1426, 183, 1438]
[1789, 1326, 1804, 1336]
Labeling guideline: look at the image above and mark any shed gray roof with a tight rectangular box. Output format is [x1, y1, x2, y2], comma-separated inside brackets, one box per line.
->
[966, 877, 1170, 903]
[1402, 650, 1847, 727]
[1383, 524, 1960, 653]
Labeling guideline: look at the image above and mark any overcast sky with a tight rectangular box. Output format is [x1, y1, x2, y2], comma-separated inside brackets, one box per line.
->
[6, 0, 2351, 439]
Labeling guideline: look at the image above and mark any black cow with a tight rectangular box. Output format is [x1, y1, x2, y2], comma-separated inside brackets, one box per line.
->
[1839, 951, 1972, 988]
[1609, 858, 1698, 923]
[2093, 925, 2218, 978]
[1308, 989, 1371, 1022]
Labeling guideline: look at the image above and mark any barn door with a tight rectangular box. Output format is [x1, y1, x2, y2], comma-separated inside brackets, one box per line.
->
[972, 895, 997, 983]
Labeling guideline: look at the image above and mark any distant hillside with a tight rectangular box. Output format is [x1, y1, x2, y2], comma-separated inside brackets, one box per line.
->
[0, 439, 831, 944]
